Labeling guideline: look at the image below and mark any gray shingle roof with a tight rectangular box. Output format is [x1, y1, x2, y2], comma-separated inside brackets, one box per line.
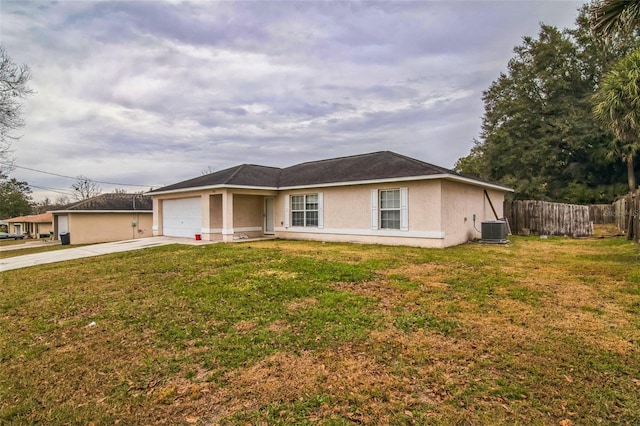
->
[279, 151, 451, 187]
[149, 151, 503, 193]
[150, 164, 281, 193]
[57, 193, 152, 211]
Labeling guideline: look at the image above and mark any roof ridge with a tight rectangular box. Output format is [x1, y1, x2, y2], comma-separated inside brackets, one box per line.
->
[283, 151, 388, 169]
[389, 151, 454, 174]
[224, 164, 249, 184]
[245, 163, 282, 170]
[65, 198, 88, 210]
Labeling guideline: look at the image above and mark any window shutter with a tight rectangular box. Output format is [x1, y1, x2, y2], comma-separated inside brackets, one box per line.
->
[317, 192, 324, 229]
[284, 194, 290, 228]
[371, 189, 378, 230]
[400, 187, 408, 231]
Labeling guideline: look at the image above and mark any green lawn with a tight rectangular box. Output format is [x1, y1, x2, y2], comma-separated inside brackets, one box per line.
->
[0, 243, 71, 259]
[1, 236, 639, 425]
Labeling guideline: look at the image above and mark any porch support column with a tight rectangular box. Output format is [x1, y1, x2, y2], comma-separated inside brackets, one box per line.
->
[152, 198, 161, 236]
[200, 193, 211, 241]
[222, 190, 234, 242]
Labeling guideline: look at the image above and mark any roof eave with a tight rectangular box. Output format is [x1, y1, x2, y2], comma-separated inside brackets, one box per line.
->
[443, 175, 514, 192]
[280, 174, 514, 192]
[148, 175, 512, 194]
[148, 184, 279, 196]
[51, 210, 153, 214]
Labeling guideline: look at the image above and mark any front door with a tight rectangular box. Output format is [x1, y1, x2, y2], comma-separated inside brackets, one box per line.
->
[264, 197, 275, 234]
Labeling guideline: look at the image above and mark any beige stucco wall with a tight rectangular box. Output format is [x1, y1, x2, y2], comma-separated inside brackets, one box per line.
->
[65, 212, 153, 244]
[441, 180, 507, 247]
[273, 180, 447, 248]
[210, 194, 222, 228]
[233, 194, 265, 238]
[150, 180, 508, 248]
[37, 222, 53, 236]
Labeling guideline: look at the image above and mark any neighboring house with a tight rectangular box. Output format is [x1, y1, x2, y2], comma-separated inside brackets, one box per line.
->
[149, 151, 513, 248]
[51, 193, 153, 245]
[6, 212, 54, 238]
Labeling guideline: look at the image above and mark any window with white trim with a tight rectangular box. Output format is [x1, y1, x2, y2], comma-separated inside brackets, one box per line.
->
[291, 194, 318, 227]
[371, 187, 408, 231]
[379, 189, 400, 229]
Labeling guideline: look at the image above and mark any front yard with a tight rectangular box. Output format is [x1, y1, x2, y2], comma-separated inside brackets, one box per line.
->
[1, 236, 639, 424]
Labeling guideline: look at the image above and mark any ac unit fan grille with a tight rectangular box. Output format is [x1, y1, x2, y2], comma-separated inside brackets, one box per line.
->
[481, 220, 508, 243]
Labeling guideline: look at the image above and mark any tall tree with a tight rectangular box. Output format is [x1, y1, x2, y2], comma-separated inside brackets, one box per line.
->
[0, 173, 32, 218]
[592, 49, 640, 191]
[455, 5, 639, 203]
[0, 45, 32, 174]
[33, 197, 53, 214]
[71, 175, 102, 201]
[591, 0, 640, 36]
[55, 195, 70, 206]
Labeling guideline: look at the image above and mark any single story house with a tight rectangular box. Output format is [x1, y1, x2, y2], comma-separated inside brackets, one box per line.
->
[149, 151, 512, 248]
[6, 212, 54, 238]
[51, 193, 153, 245]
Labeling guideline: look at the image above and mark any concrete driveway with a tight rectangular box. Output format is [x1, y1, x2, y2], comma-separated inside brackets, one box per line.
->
[0, 237, 216, 272]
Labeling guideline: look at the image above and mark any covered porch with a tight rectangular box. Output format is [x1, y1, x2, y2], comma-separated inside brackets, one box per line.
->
[153, 189, 278, 242]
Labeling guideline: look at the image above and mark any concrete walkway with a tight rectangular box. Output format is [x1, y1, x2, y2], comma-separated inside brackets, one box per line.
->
[0, 239, 60, 252]
[0, 237, 217, 272]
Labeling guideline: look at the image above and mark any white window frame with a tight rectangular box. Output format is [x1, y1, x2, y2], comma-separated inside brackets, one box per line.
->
[371, 188, 408, 231]
[379, 189, 401, 230]
[289, 193, 323, 228]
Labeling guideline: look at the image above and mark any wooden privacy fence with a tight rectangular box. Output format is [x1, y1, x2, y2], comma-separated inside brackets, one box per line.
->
[610, 190, 639, 242]
[504, 200, 593, 237]
[589, 204, 616, 224]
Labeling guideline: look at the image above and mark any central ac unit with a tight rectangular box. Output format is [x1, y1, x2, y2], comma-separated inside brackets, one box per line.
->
[481, 220, 508, 244]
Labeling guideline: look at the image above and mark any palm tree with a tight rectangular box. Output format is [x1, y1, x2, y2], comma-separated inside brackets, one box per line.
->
[592, 48, 640, 191]
[591, 0, 640, 36]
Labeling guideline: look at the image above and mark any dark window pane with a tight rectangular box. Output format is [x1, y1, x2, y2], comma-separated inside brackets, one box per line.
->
[291, 196, 304, 211]
[306, 211, 318, 226]
[380, 190, 400, 209]
[292, 211, 305, 226]
[381, 210, 400, 229]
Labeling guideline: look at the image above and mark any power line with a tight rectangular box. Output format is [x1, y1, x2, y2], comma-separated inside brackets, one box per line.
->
[0, 161, 155, 188]
[29, 184, 75, 197]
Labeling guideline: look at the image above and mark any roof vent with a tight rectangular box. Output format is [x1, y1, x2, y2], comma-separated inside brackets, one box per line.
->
[481, 220, 508, 244]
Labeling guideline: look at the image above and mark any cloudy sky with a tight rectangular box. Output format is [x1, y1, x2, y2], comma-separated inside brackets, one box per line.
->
[2, 0, 585, 201]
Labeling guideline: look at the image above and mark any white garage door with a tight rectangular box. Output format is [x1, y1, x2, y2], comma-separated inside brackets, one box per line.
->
[57, 215, 68, 238]
[162, 198, 202, 238]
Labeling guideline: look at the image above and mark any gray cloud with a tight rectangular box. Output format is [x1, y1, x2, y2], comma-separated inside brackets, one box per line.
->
[1, 0, 584, 201]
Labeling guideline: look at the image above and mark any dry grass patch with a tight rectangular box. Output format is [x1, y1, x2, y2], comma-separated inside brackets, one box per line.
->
[252, 269, 299, 280]
[286, 297, 318, 313]
[1, 237, 639, 425]
[232, 320, 257, 333]
[266, 320, 290, 333]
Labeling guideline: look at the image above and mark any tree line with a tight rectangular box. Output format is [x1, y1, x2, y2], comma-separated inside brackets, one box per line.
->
[455, 1, 640, 204]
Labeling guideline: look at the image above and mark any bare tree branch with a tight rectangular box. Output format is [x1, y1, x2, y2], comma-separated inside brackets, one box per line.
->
[0, 45, 33, 174]
[71, 176, 102, 201]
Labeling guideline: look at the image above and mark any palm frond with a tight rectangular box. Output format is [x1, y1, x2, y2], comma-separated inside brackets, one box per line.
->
[591, 0, 640, 36]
